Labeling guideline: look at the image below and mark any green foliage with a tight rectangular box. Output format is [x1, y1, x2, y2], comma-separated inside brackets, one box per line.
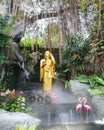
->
[0, 92, 25, 112]
[89, 21, 98, 37]
[61, 34, 89, 79]
[87, 1, 104, 76]
[0, 14, 14, 64]
[0, 14, 15, 35]
[0, 14, 15, 89]
[25, 106, 37, 117]
[75, 74, 104, 95]
[0, 64, 14, 89]
[78, 0, 104, 75]
[21, 50, 32, 62]
[43, 23, 63, 48]
[0, 51, 10, 65]
[0, 85, 2, 89]
[25, 106, 32, 113]
[79, 0, 87, 16]
[76, 74, 89, 83]
[19, 37, 43, 48]
[0, 14, 14, 47]
[76, 74, 104, 87]
[88, 88, 104, 95]
[89, 25, 104, 58]
[15, 124, 36, 130]
[63, 34, 89, 65]
[64, 80, 71, 90]
[57, 64, 72, 80]
[89, 74, 104, 88]
[16, 95, 26, 112]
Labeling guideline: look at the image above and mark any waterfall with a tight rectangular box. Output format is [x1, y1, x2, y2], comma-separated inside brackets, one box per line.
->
[21, 62, 30, 79]
[12, 41, 30, 81]
[47, 112, 51, 125]
[59, 112, 70, 124]
[69, 109, 73, 122]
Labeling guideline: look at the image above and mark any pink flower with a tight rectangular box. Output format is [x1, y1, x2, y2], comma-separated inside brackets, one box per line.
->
[20, 91, 24, 95]
[0, 92, 6, 96]
[49, 91, 57, 99]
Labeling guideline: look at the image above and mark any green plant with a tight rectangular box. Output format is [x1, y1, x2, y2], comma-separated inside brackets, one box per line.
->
[74, 74, 104, 95]
[87, 1, 104, 76]
[79, 0, 104, 76]
[88, 88, 104, 95]
[0, 14, 15, 89]
[89, 74, 104, 88]
[62, 34, 89, 79]
[64, 80, 71, 90]
[79, 0, 87, 16]
[0, 91, 26, 112]
[21, 50, 32, 62]
[0, 63, 15, 90]
[25, 106, 32, 113]
[76, 74, 89, 83]
[15, 124, 36, 130]
[87, 74, 104, 95]
[25, 106, 37, 117]
[57, 64, 71, 80]
[16, 95, 26, 112]
[0, 85, 3, 89]
[19, 37, 43, 48]
[44, 23, 63, 48]
[0, 14, 14, 49]
[25, 106, 33, 115]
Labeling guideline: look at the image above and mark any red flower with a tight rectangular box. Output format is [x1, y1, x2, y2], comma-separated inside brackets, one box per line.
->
[10, 89, 15, 99]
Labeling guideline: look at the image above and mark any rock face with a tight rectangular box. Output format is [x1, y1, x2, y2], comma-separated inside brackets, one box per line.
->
[92, 95, 104, 118]
[0, 110, 41, 130]
[70, 80, 104, 119]
[70, 80, 90, 98]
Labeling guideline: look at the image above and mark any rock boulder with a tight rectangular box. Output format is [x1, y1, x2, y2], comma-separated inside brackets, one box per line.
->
[0, 110, 41, 130]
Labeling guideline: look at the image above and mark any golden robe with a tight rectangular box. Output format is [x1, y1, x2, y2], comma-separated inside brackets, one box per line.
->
[40, 51, 56, 91]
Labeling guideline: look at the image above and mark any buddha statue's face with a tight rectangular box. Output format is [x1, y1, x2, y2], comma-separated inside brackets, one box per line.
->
[45, 51, 50, 59]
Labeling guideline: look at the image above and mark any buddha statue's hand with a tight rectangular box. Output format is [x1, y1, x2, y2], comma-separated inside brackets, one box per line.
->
[54, 72, 57, 76]
[52, 71, 57, 78]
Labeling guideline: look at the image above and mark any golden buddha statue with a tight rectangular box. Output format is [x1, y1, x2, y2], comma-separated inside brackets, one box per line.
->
[40, 51, 56, 91]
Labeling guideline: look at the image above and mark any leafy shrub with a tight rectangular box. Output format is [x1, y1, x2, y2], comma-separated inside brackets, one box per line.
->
[88, 88, 104, 95]
[0, 90, 25, 112]
[76, 74, 89, 83]
[19, 37, 43, 48]
[15, 124, 36, 130]
[89, 74, 104, 88]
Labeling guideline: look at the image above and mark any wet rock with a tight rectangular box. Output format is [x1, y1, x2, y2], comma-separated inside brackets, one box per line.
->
[92, 95, 104, 118]
[0, 110, 41, 130]
[70, 80, 90, 97]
